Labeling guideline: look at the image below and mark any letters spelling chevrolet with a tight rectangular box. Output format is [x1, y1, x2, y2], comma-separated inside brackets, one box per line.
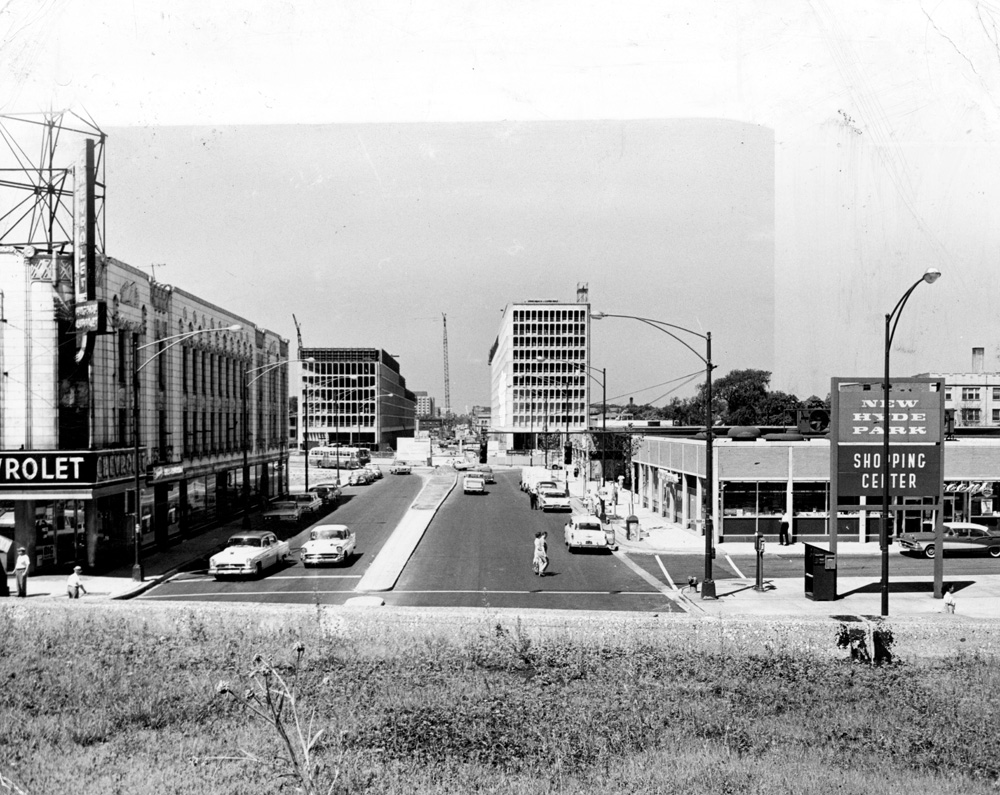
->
[2, 455, 86, 481]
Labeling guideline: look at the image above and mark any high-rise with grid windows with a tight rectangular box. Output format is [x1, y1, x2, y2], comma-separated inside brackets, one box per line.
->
[489, 299, 591, 453]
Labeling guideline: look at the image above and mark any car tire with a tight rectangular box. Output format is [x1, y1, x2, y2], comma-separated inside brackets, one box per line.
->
[923, 545, 935, 559]
[989, 546, 1000, 558]
[255, 562, 263, 578]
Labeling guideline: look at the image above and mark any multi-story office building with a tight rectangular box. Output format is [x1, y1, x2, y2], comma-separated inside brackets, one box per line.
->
[414, 391, 436, 418]
[298, 348, 416, 451]
[0, 248, 288, 573]
[489, 299, 591, 452]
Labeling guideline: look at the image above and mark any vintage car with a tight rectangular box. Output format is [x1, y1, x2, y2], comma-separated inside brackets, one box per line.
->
[290, 492, 323, 515]
[262, 500, 303, 524]
[474, 465, 495, 484]
[389, 461, 411, 475]
[452, 458, 471, 471]
[899, 521, 1000, 558]
[300, 523, 356, 567]
[538, 486, 571, 512]
[564, 514, 616, 552]
[308, 483, 342, 506]
[348, 469, 373, 486]
[463, 475, 486, 495]
[209, 531, 290, 579]
[364, 463, 383, 480]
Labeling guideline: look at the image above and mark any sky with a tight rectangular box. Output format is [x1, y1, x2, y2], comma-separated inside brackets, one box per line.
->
[2, 0, 999, 412]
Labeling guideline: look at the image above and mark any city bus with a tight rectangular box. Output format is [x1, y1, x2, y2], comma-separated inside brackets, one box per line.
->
[307, 446, 371, 470]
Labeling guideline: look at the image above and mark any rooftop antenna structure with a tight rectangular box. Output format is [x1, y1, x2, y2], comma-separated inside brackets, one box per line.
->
[442, 313, 452, 421]
[577, 282, 589, 303]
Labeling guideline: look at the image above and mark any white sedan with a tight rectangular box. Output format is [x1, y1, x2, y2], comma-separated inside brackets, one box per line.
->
[300, 524, 356, 566]
[564, 515, 616, 552]
[209, 531, 290, 579]
[538, 487, 571, 512]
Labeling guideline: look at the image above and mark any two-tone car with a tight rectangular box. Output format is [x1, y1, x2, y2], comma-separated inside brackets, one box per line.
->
[389, 461, 411, 475]
[899, 521, 1000, 558]
[308, 483, 342, 506]
[564, 514, 616, 552]
[300, 523, 356, 567]
[291, 492, 323, 515]
[209, 531, 290, 579]
[364, 463, 383, 480]
[538, 486, 571, 512]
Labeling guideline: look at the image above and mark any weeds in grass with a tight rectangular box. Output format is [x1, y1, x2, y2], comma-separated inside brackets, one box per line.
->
[213, 643, 341, 795]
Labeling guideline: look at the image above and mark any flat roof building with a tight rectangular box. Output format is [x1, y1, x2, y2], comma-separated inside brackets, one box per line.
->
[489, 299, 592, 454]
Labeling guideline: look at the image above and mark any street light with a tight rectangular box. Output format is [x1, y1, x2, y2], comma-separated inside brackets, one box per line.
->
[881, 267, 941, 616]
[592, 312, 717, 599]
[242, 357, 312, 529]
[570, 362, 606, 485]
[132, 324, 242, 580]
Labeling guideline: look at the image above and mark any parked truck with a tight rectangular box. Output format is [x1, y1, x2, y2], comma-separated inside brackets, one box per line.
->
[519, 466, 568, 495]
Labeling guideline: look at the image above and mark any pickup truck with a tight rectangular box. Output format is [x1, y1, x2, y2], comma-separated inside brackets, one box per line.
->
[262, 500, 303, 524]
[463, 475, 486, 495]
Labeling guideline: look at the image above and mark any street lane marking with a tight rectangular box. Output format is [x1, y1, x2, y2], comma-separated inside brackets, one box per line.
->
[655, 555, 676, 589]
[386, 589, 665, 595]
[721, 550, 746, 579]
[141, 590, 360, 599]
[613, 551, 697, 614]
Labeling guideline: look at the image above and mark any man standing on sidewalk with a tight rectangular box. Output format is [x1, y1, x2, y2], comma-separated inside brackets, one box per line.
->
[13, 547, 30, 598]
[529, 488, 538, 511]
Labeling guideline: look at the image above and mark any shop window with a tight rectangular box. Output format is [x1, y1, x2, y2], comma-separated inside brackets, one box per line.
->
[722, 483, 756, 516]
[793, 482, 828, 514]
[758, 483, 785, 515]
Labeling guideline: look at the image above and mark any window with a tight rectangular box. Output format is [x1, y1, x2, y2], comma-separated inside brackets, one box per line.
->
[993, 409, 1000, 424]
[993, 387, 1000, 401]
[961, 408, 981, 424]
[962, 387, 980, 401]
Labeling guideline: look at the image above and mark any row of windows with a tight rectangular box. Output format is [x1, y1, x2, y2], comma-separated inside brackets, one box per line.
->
[307, 402, 379, 415]
[947, 387, 1000, 402]
[513, 337, 586, 349]
[512, 308, 587, 323]
[958, 408, 1000, 424]
[510, 416, 587, 427]
[512, 349, 586, 362]
[304, 415, 376, 428]
[304, 362, 377, 376]
[180, 409, 284, 458]
[513, 323, 586, 336]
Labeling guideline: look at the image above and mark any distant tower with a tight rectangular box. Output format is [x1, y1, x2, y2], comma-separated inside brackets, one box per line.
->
[577, 282, 589, 303]
[442, 313, 452, 419]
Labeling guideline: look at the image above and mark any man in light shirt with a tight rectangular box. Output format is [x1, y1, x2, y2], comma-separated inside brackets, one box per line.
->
[13, 547, 30, 597]
[66, 566, 88, 599]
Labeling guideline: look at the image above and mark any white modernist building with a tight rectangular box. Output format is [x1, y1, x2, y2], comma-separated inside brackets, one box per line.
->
[488, 299, 591, 453]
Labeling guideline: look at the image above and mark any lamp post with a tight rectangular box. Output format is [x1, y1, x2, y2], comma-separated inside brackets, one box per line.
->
[242, 358, 311, 529]
[132, 324, 241, 581]
[881, 267, 942, 616]
[592, 312, 716, 599]
[571, 363, 606, 485]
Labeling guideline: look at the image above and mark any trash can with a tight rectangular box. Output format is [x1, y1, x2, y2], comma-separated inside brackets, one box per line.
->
[804, 543, 837, 601]
[625, 515, 639, 541]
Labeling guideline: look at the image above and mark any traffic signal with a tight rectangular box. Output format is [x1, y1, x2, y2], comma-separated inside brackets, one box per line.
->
[479, 442, 488, 464]
[564, 444, 572, 465]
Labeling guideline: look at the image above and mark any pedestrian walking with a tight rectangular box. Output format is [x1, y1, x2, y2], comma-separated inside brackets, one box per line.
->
[532, 532, 547, 575]
[66, 566, 88, 599]
[13, 547, 30, 598]
[779, 511, 791, 546]
[539, 531, 549, 576]
[943, 585, 956, 614]
[529, 488, 538, 511]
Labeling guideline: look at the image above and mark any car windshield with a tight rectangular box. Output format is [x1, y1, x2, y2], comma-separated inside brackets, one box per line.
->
[227, 536, 260, 547]
[272, 502, 296, 509]
[541, 489, 563, 497]
[312, 528, 347, 540]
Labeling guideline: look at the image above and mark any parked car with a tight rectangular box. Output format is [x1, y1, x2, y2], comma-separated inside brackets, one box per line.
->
[209, 531, 290, 579]
[308, 483, 342, 506]
[538, 487, 571, 512]
[364, 463, 383, 480]
[262, 500, 303, 524]
[899, 521, 1000, 558]
[389, 461, 411, 475]
[290, 492, 323, 515]
[348, 469, 374, 486]
[564, 514, 616, 552]
[463, 475, 486, 495]
[300, 524, 356, 567]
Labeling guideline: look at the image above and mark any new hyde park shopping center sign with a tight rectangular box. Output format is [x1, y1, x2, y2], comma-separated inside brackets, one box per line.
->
[830, 377, 944, 510]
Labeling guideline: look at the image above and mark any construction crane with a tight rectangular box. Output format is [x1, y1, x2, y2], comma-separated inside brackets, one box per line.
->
[442, 313, 452, 421]
[292, 314, 304, 356]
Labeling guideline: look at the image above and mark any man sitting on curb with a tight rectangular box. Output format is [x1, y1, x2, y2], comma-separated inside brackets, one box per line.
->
[66, 566, 88, 599]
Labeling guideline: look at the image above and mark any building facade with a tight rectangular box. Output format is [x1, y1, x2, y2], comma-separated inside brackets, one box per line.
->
[414, 391, 436, 418]
[0, 248, 288, 574]
[633, 432, 1000, 544]
[298, 348, 416, 452]
[920, 348, 1000, 429]
[489, 299, 591, 452]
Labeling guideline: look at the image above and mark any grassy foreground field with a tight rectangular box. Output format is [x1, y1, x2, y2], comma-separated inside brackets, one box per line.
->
[1, 601, 998, 795]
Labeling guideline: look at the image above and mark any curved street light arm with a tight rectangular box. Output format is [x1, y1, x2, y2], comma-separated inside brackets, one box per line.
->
[137, 325, 242, 372]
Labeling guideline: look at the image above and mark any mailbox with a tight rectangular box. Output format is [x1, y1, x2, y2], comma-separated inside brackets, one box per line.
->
[804, 543, 837, 601]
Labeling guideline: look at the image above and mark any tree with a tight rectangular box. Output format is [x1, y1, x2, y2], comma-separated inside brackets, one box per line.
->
[758, 390, 803, 425]
[711, 369, 772, 425]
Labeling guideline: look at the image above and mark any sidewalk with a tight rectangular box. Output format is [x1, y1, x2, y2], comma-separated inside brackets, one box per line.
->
[571, 478, 1000, 621]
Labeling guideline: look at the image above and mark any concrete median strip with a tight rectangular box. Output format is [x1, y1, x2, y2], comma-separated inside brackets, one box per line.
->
[355, 470, 457, 593]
